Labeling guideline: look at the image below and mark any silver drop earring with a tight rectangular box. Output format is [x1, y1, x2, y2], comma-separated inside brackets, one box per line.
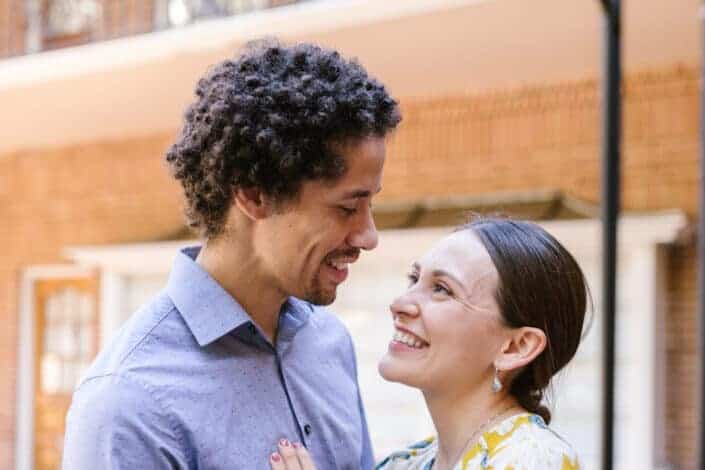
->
[492, 367, 503, 393]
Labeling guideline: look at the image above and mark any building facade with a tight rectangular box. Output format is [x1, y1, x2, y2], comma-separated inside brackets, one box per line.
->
[0, 0, 700, 469]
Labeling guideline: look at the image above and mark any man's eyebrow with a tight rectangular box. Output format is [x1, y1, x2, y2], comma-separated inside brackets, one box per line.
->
[341, 187, 382, 199]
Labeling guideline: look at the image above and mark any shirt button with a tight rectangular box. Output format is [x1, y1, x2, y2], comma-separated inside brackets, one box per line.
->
[304, 424, 312, 435]
[247, 324, 256, 335]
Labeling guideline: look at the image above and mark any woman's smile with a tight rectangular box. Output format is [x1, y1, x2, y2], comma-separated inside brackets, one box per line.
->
[389, 326, 430, 353]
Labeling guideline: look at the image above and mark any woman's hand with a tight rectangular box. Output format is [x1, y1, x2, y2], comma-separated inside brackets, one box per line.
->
[269, 438, 317, 470]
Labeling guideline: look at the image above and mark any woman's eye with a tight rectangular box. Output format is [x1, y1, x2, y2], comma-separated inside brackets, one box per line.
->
[433, 283, 451, 295]
[406, 273, 419, 286]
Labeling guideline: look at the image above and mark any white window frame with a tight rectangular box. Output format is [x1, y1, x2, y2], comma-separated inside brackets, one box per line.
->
[15, 265, 95, 470]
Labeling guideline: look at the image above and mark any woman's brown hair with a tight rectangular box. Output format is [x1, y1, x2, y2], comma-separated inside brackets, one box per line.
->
[461, 217, 590, 424]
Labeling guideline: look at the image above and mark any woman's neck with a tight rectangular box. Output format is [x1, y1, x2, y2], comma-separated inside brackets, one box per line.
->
[423, 385, 521, 470]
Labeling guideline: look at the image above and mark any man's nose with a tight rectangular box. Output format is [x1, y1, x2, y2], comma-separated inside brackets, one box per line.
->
[347, 207, 379, 251]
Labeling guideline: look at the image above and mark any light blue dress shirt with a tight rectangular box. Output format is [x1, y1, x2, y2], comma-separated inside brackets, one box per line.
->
[62, 246, 374, 470]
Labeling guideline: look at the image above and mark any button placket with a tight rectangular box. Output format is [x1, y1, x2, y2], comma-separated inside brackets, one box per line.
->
[275, 349, 307, 446]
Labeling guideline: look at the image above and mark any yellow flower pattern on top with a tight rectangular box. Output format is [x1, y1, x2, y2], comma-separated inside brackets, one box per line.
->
[375, 413, 580, 470]
[562, 455, 579, 470]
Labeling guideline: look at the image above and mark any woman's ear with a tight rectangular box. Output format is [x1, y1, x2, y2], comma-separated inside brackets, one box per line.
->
[495, 327, 547, 372]
[234, 187, 275, 221]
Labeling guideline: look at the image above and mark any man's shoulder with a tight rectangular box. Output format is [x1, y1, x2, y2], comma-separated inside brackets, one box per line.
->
[79, 291, 190, 383]
[63, 370, 192, 469]
[73, 370, 159, 408]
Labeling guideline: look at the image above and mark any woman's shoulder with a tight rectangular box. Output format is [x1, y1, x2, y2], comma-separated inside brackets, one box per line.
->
[375, 437, 437, 470]
[478, 413, 580, 469]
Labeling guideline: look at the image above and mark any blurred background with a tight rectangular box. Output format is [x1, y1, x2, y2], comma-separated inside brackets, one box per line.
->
[0, 0, 700, 469]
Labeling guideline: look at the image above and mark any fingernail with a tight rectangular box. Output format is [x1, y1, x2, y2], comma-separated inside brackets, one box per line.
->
[271, 452, 281, 462]
[292, 442, 302, 449]
[279, 438, 290, 447]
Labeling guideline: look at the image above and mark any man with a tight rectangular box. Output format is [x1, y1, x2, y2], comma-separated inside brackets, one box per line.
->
[62, 40, 401, 469]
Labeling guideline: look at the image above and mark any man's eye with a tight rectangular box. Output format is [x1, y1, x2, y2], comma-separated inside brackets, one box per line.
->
[339, 206, 357, 216]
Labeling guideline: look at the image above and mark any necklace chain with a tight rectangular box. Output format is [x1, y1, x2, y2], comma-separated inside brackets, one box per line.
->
[436, 403, 518, 470]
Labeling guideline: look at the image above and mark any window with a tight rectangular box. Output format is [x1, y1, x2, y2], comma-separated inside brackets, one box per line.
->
[30, 276, 98, 470]
[166, 0, 288, 26]
[44, 0, 99, 38]
[40, 287, 94, 394]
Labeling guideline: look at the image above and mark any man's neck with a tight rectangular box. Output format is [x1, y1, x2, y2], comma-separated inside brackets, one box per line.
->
[196, 237, 286, 343]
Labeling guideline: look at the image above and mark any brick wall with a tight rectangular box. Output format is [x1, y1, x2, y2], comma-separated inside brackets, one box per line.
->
[0, 64, 699, 468]
[0, 269, 19, 467]
[384, 66, 699, 215]
[0, 1, 26, 57]
[666, 242, 698, 470]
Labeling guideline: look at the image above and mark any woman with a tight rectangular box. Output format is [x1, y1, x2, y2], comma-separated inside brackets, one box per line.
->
[270, 217, 588, 470]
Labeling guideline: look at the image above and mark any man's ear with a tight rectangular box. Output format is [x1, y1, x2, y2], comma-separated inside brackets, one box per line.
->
[233, 187, 274, 221]
[495, 327, 547, 372]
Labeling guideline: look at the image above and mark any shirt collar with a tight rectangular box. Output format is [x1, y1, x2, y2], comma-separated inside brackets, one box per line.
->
[166, 246, 312, 347]
[166, 246, 252, 347]
[277, 297, 312, 344]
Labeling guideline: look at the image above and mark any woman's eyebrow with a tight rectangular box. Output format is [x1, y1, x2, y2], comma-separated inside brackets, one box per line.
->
[431, 269, 463, 288]
[415, 262, 467, 293]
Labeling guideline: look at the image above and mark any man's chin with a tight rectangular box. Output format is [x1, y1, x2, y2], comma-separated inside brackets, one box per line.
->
[304, 286, 337, 306]
[307, 293, 336, 306]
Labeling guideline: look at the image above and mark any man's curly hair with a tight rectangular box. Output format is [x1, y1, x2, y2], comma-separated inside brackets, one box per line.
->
[165, 39, 402, 239]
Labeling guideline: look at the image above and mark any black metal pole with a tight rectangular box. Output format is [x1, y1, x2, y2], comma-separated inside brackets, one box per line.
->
[599, 1, 620, 470]
[698, 3, 705, 469]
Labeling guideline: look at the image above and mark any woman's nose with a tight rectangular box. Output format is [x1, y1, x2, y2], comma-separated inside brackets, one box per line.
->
[390, 294, 420, 318]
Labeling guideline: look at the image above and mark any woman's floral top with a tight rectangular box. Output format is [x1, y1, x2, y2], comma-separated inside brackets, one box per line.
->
[375, 413, 580, 470]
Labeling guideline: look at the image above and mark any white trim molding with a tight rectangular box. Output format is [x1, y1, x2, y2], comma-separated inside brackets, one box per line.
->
[64, 240, 196, 347]
[64, 240, 192, 276]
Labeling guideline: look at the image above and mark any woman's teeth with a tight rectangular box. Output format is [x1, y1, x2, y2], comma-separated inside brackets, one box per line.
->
[393, 330, 427, 349]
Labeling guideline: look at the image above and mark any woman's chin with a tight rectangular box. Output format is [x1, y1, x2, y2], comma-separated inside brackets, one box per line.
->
[378, 355, 417, 386]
